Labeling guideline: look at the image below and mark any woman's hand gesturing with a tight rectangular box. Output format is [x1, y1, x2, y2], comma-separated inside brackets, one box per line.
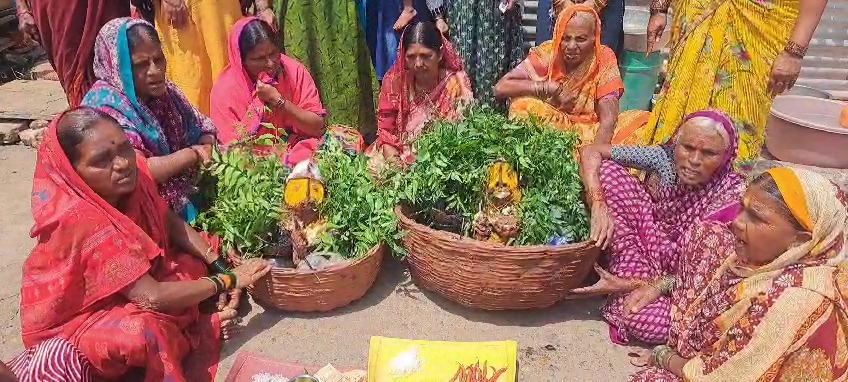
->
[645, 13, 667, 54]
[624, 283, 663, 315]
[768, 51, 802, 97]
[231, 258, 272, 288]
[590, 200, 615, 250]
[256, 81, 283, 105]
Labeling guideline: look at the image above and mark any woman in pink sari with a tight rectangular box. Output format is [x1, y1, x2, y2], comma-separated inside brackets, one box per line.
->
[211, 17, 362, 165]
[573, 110, 746, 345]
[368, 21, 473, 166]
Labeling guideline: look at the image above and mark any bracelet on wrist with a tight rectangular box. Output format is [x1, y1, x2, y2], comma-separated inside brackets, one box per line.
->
[17, 10, 32, 17]
[201, 276, 224, 294]
[209, 257, 231, 274]
[784, 40, 807, 58]
[587, 189, 605, 203]
[273, 97, 287, 110]
[649, 0, 669, 15]
[649, 275, 676, 295]
[651, 345, 674, 370]
[219, 271, 237, 290]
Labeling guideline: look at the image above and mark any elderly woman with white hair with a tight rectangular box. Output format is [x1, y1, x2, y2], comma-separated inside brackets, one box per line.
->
[494, 4, 651, 145]
[571, 109, 747, 346]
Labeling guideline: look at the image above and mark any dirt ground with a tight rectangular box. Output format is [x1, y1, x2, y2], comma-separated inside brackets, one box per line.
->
[0, 144, 638, 381]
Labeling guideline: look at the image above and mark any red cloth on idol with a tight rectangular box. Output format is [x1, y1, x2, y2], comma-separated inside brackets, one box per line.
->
[30, 0, 129, 107]
[21, 115, 221, 381]
[210, 17, 327, 147]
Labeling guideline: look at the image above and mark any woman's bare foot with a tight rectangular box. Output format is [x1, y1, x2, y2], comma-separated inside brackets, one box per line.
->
[218, 308, 242, 341]
[393, 7, 417, 31]
[216, 288, 244, 311]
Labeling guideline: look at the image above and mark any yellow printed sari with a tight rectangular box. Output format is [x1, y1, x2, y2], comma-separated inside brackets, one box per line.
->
[509, 5, 651, 146]
[647, 0, 798, 161]
[155, 0, 242, 115]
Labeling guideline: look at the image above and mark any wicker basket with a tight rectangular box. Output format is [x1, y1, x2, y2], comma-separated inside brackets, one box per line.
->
[249, 243, 386, 312]
[396, 206, 600, 310]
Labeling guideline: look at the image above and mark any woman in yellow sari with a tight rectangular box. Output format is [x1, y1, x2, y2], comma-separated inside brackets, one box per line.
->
[645, 0, 827, 160]
[494, 5, 650, 145]
[141, 0, 248, 115]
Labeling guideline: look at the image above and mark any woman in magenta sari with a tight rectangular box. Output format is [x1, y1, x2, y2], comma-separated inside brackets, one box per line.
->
[573, 110, 746, 345]
[367, 21, 473, 166]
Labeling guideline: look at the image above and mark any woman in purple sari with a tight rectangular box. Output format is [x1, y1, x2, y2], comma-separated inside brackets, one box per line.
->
[573, 109, 746, 345]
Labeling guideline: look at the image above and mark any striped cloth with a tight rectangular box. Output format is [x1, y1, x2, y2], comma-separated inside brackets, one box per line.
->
[7, 338, 93, 382]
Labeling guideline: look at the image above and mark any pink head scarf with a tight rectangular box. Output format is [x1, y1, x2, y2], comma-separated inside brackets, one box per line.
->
[210, 17, 326, 147]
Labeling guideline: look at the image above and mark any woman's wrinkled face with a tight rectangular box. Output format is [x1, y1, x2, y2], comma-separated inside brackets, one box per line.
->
[731, 184, 809, 267]
[244, 40, 281, 82]
[131, 37, 167, 100]
[72, 119, 138, 205]
[673, 122, 728, 186]
[405, 43, 442, 83]
[560, 15, 595, 67]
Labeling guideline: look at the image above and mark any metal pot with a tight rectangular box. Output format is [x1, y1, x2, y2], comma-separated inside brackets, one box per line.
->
[290, 375, 320, 382]
[785, 85, 832, 99]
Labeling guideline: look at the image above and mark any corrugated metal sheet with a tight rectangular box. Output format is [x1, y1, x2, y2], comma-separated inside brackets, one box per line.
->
[798, 0, 848, 100]
[521, 1, 848, 99]
[523, 0, 541, 49]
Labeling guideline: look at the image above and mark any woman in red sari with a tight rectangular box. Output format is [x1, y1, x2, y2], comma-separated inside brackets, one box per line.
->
[21, 107, 272, 381]
[16, 0, 129, 107]
[368, 21, 473, 166]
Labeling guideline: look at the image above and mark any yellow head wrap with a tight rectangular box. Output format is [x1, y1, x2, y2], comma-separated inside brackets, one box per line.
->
[765, 168, 813, 232]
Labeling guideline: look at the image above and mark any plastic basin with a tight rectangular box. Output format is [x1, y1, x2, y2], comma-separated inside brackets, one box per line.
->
[766, 95, 848, 169]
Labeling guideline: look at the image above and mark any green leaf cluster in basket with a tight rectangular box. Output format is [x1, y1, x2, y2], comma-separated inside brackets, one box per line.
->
[397, 106, 590, 245]
[314, 138, 406, 258]
[196, 134, 290, 258]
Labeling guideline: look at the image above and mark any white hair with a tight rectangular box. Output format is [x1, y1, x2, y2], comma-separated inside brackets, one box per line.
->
[677, 116, 730, 147]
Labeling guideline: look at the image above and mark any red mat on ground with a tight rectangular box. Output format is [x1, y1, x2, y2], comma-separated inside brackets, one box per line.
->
[224, 352, 358, 382]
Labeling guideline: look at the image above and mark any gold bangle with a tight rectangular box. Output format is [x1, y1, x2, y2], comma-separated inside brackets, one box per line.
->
[784, 40, 807, 58]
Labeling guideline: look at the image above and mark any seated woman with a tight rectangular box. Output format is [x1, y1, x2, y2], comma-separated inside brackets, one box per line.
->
[493, 5, 649, 145]
[82, 18, 216, 222]
[368, 21, 473, 166]
[629, 168, 848, 381]
[211, 17, 356, 165]
[572, 110, 746, 345]
[21, 107, 272, 381]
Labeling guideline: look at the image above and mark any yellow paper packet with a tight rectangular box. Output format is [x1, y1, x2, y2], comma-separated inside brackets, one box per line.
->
[367, 336, 518, 382]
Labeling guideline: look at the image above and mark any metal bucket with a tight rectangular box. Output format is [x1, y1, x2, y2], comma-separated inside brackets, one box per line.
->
[786, 85, 832, 99]
[623, 7, 671, 53]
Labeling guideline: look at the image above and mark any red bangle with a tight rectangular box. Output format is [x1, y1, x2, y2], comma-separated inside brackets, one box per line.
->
[17, 10, 32, 16]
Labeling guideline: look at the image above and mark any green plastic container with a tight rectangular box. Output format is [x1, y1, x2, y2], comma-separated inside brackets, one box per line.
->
[619, 50, 663, 112]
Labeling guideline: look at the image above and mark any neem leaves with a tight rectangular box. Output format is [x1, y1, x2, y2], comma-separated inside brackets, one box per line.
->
[396, 106, 589, 245]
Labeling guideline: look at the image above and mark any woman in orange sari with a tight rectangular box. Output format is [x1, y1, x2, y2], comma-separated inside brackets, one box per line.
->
[494, 5, 650, 146]
[368, 21, 473, 166]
